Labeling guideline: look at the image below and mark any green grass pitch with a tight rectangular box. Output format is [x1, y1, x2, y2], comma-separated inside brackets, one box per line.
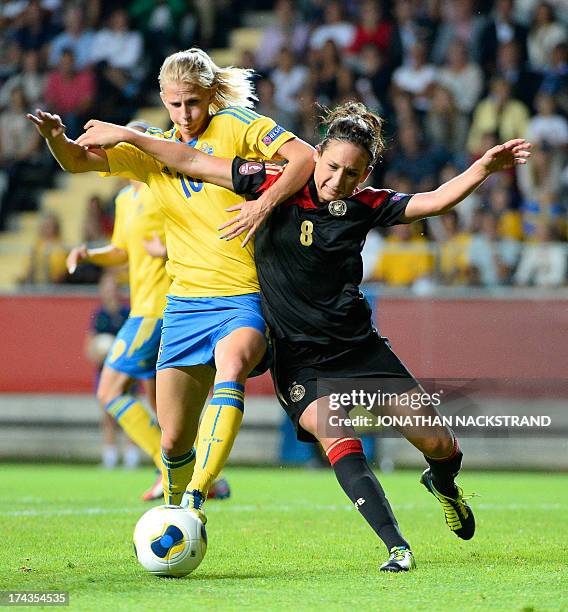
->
[0, 465, 566, 611]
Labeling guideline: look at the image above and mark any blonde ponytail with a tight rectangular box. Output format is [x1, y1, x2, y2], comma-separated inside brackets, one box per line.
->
[159, 48, 256, 114]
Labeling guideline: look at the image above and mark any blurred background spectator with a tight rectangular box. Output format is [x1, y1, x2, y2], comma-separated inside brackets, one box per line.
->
[19, 211, 68, 285]
[0, 0, 565, 290]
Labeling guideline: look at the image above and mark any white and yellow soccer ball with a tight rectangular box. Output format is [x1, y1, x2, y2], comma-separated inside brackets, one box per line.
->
[133, 505, 207, 577]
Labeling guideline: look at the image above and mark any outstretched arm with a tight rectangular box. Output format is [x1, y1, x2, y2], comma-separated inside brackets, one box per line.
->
[402, 139, 532, 222]
[67, 243, 128, 274]
[76, 120, 233, 188]
[27, 110, 109, 173]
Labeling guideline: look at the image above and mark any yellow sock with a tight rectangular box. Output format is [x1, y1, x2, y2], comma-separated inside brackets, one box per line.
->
[106, 395, 162, 469]
[161, 448, 196, 505]
[188, 382, 244, 497]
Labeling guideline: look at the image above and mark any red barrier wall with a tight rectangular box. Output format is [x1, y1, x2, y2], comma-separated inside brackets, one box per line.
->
[1, 295, 567, 393]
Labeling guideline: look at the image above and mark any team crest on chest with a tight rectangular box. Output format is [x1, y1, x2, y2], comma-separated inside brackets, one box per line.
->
[199, 142, 214, 155]
[328, 200, 347, 216]
[289, 383, 306, 402]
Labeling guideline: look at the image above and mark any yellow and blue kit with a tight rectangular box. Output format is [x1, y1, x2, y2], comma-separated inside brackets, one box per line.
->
[103, 107, 295, 371]
[104, 184, 170, 378]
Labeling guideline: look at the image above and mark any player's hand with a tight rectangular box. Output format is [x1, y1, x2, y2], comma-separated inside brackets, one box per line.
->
[218, 195, 276, 247]
[142, 232, 167, 259]
[76, 120, 130, 149]
[67, 244, 88, 274]
[26, 109, 66, 140]
[478, 139, 532, 175]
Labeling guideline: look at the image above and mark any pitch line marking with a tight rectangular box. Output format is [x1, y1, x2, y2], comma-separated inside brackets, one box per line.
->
[0, 502, 562, 517]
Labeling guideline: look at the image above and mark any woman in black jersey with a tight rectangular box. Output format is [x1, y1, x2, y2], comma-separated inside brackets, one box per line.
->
[77, 104, 531, 572]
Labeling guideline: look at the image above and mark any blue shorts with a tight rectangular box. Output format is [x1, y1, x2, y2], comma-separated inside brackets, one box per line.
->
[104, 316, 162, 379]
[156, 293, 269, 375]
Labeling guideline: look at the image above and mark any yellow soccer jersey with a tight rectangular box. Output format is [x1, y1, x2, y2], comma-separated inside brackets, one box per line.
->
[104, 107, 295, 297]
[111, 184, 170, 317]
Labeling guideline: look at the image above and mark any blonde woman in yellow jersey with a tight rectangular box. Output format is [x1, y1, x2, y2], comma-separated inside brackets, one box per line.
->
[28, 48, 314, 522]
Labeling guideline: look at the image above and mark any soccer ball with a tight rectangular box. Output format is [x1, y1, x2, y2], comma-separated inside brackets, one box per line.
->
[133, 505, 207, 577]
[88, 333, 116, 363]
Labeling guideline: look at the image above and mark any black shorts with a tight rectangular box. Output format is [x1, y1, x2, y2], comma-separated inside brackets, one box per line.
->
[270, 332, 418, 443]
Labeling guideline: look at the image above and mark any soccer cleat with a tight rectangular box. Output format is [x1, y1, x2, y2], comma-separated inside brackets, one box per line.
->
[141, 473, 163, 502]
[207, 477, 231, 500]
[181, 489, 207, 525]
[420, 469, 475, 540]
[380, 547, 416, 572]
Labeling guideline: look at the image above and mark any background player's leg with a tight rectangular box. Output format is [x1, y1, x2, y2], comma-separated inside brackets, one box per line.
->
[157, 364, 214, 505]
[96, 365, 162, 470]
[187, 327, 266, 504]
[299, 398, 411, 556]
[101, 412, 120, 469]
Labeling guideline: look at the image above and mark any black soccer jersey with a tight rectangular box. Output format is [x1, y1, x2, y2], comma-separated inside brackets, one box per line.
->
[232, 157, 413, 345]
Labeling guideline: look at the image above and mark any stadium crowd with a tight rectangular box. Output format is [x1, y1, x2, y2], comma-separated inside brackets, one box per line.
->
[1, 0, 567, 289]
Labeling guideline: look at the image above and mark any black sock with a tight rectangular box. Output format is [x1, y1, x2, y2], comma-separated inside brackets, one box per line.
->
[328, 438, 410, 552]
[425, 436, 463, 497]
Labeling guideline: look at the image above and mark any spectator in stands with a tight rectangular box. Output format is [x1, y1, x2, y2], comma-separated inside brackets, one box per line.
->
[333, 65, 362, 106]
[371, 223, 435, 289]
[526, 92, 568, 148]
[518, 133, 565, 239]
[526, 2, 567, 73]
[348, 0, 393, 56]
[294, 87, 320, 146]
[270, 47, 308, 115]
[353, 44, 393, 115]
[467, 77, 530, 154]
[539, 42, 568, 115]
[388, 124, 448, 192]
[0, 49, 45, 109]
[389, 0, 437, 69]
[255, 0, 309, 70]
[12, 0, 57, 54]
[255, 78, 298, 133]
[515, 0, 568, 26]
[436, 39, 484, 115]
[391, 41, 437, 112]
[48, 6, 94, 70]
[0, 86, 42, 231]
[468, 210, 521, 286]
[82, 194, 114, 244]
[90, 9, 143, 75]
[312, 39, 342, 105]
[0, 41, 23, 86]
[486, 185, 524, 241]
[89, 8, 144, 119]
[19, 211, 68, 284]
[494, 40, 541, 110]
[430, 0, 486, 66]
[44, 48, 96, 138]
[438, 211, 473, 285]
[424, 84, 469, 158]
[309, 1, 355, 52]
[478, 0, 528, 74]
[514, 222, 566, 287]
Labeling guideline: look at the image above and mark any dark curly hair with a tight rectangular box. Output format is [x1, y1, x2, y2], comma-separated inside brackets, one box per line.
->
[320, 102, 385, 165]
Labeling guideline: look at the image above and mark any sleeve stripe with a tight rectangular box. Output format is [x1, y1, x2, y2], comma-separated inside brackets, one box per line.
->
[227, 106, 261, 120]
[213, 109, 251, 124]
